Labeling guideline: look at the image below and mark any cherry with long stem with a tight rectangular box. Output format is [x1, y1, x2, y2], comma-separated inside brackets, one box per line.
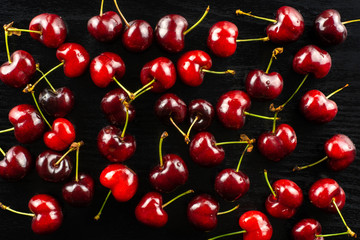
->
[94, 189, 112, 220]
[113, 77, 156, 102]
[182, 6, 210, 35]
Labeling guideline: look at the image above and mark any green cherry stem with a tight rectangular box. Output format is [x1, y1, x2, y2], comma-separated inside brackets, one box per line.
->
[235, 9, 276, 22]
[316, 231, 353, 238]
[208, 230, 247, 240]
[244, 111, 280, 121]
[265, 47, 283, 74]
[272, 111, 279, 133]
[0, 127, 15, 134]
[184, 115, 199, 144]
[36, 67, 57, 92]
[293, 156, 328, 172]
[332, 198, 357, 238]
[120, 105, 129, 138]
[264, 169, 276, 198]
[342, 19, 360, 25]
[169, 117, 187, 139]
[54, 141, 83, 166]
[113, 0, 129, 27]
[326, 84, 349, 99]
[278, 74, 309, 110]
[236, 144, 250, 172]
[236, 36, 270, 42]
[217, 205, 240, 215]
[4, 28, 11, 63]
[94, 189, 112, 221]
[0, 202, 35, 217]
[0, 147, 5, 156]
[130, 86, 153, 103]
[215, 141, 248, 146]
[202, 69, 236, 75]
[6, 27, 41, 35]
[99, 0, 104, 16]
[183, 6, 210, 35]
[158, 131, 168, 167]
[162, 189, 194, 208]
[112, 77, 135, 100]
[31, 91, 52, 129]
[75, 146, 80, 182]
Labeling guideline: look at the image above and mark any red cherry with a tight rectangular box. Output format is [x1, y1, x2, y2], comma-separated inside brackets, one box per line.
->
[0, 146, 32, 180]
[87, 11, 122, 42]
[258, 124, 297, 161]
[62, 173, 94, 207]
[154, 93, 187, 125]
[187, 194, 219, 231]
[292, 218, 323, 240]
[188, 99, 214, 131]
[122, 20, 153, 52]
[0, 50, 36, 88]
[36, 150, 72, 182]
[38, 87, 75, 118]
[56, 43, 90, 78]
[207, 21, 238, 58]
[90, 52, 126, 88]
[44, 118, 76, 151]
[29, 13, 67, 48]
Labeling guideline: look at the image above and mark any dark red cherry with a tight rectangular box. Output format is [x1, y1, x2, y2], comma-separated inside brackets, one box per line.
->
[62, 173, 94, 207]
[29, 13, 67, 48]
[38, 87, 75, 118]
[187, 194, 219, 231]
[315, 9, 347, 45]
[97, 125, 136, 162]
[292, 45, 331, 79]
[43, 118, 76, 151]
[325, 134, 356, 171]
[292, 218, 323, 240]
[0, 50, 36, 88]
[8, 104, 45, 144]
[36, 150, 72, 182]
[56, 43, 90, 78]
[207, 21, 238, 58]
[215, 169, 249, 201]
[87, 11, 122, 42]
[0, 146, 32, 180]
[245, 70, 283, 100]
[258, 124, 297, 161]
[122, 20, 153, 52]
[188, 99, 214, 131]
[154, 93, 187, 125]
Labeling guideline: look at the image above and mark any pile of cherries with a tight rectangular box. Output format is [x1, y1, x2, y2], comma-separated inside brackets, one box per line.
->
[0, 0, 358, 239]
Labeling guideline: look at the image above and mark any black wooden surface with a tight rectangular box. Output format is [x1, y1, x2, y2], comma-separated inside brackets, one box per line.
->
[0, 0, 359, 239]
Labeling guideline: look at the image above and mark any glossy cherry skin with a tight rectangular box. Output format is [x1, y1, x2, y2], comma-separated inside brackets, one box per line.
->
[189, 132, 225, 167]
[87, 11, 122, 42]
[29, 194, 63, 234]
[324, 134, 356, 171]
[239, 211, 273, 240]
[97, 125, 136, 162]
[177, 50, 212, 87]
[155, 14, 188, 53]
[300, 90, 337, 123]
[292, 45, 332, 79]
[0, 50, 36, 88]
[0, 146, 32, 180]
[187, 194, 219, 231]
[214, 169, 250, 201]
[308, 178, 346, 213]
[29, 13, 67, 48]
[216, 90, 251, 129]
[245, 70, 283, 100]
[101, 88, 135, 125]
[44, 118, 76, 151]
[154, 93, 187, 125]
[99, 163, 138, 202]
[90, 52, 125, 88]
[56, 43, 90, 78]
[258, 124, 297, 161]
[207, 21, 238, 58]
[122, 20, 153, 52]
[8, 104, 45, 144]
[292, 218, 323, 240]
[265, 179, 303, 219]
[188, 99, 214, 131]
[36, 150, 72, 182]
[38, 87, 74, 118]
[149, 154, 189, 193]
[135, 192, 167, 227]
[315, 9, 347, 45]
[266, 6, 304, 43]
[140, 57, 176, 93]
[62, 173, 94, 207]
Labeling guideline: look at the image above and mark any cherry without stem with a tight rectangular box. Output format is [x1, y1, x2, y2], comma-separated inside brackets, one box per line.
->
[0, 146, 32, 180]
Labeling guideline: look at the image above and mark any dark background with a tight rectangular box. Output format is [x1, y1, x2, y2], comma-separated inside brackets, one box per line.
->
[0, 0, 359, 239]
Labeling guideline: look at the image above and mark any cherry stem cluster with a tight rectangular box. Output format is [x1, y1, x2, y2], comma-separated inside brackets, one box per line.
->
[183, 5, 210, 35]
[113, 0, 129, 27]
[113, 77, 155, 103]
[185, 115, 199, 144]
[208, 230, 247, 240]
[169, 116, 187, 140]
[235, 9, 276, 23]
[162, 189, 194, 208]
[265, 47, 283, 74]
[54, 141, 84, 166]
[264, 169, 276, 198]
[94, 189, 112, 220]
[0, 202, 35, 217]
[293, 156, 328, 172]
[158, 131, 168, 167]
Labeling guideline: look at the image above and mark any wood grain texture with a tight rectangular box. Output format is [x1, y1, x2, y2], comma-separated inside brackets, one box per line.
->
[0, 0, 359, 239]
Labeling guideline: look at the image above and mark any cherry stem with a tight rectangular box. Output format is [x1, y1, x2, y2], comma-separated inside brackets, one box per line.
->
[208, 230, 247, 240]
[183, 5, 210, 35]
[0, 147, 5, 156]
[272, 111, 279, 133]
[217, 205, 239, 216]
[316, 231, 353, 238]
[201, 69, 236, 75]
[185, 116, 199, 144]
[236, 36, 270, 42]
[169, 117, 187, 138]
[0, 127, 15, 134]
[112, 77, 135, 100]
[158, 131, 168, 167]
[293, 156, 328, 172]
[4, 28, 11, 63]
[235, 9, 276, 22]
[265, 47, 283, 74]
[31, 91, 52, 129]
[162, 189, 194, 208]
[99, 0, 104, 16]
[36, 67, 56, 93]
[332, 198, 357, 238]
[264, 169, 276, 198]
[215, 141, 248, 146]
[236, 144, 250, 172]
[113, 0, 129, 27]
[279, 74, 309, 110]
[0, 202, 35, 217]
[94, 189, 112, 221]
[342, 19, 360, 25]
[6, 27, 41, 35]
[326, 84, 349, 99]
[54, 141, 83, 166]
[130, 86, 153, 103]
[120, 105, 129, 138]
[132, 79, 156, 97]
[244, 111, 280, 121]
[75, 146, 80, 182]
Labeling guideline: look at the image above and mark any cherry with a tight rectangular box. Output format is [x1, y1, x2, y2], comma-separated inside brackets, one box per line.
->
[294, 134, 356, 172]
[88, 0, 122, 42]
[188, 99, 214, 131]
[236, 6, 304, 43]
[36, 150, 72, 182]
[44, 118, 76, 151]
[101, 88, 135, 125]
[0, 50, 36, 88]
[216, 90, 278, 129]
[154, 93, 187, 125]
[149, 132, 188, 193]
[38, 87, 75, 118]
[155, 6, 209, 53]
[177, 50, 235, 87]
[263, 170, 303, 219]
[29, 13, 67, 48]
[208, 210, 273, 240]
[299, 84, 348, 123]
[0, 146, 32, 180]
[135, 190, 193, 227]
[63, 173, 94, 207]
[245, 48, 284, 100]
[56, 43, 90, 78]
[207, 21, 238, 58]
[258, 124, 297, 162]
[90, 52, 126, 88]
